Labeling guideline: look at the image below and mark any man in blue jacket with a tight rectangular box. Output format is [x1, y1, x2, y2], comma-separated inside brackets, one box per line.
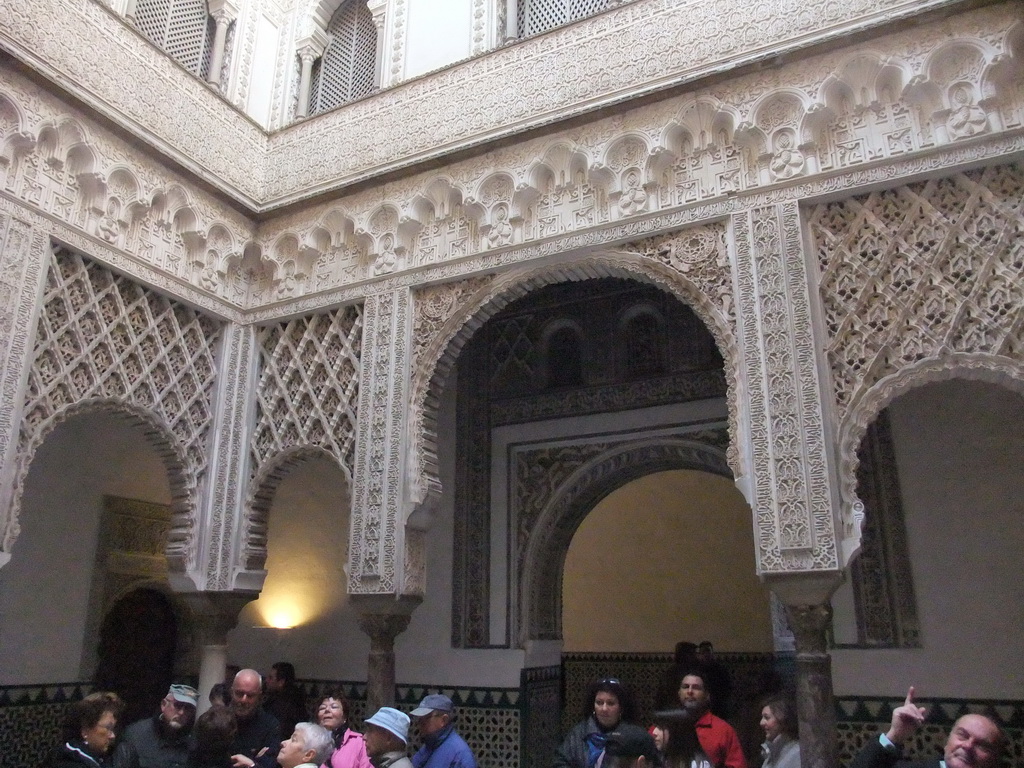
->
[410, 694, 477, 768]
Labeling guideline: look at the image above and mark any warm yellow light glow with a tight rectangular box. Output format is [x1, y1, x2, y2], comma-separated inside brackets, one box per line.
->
[257, 598, 309, 630]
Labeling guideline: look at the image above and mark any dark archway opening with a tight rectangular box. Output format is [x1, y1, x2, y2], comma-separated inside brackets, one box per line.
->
[95, 587, 178, 725]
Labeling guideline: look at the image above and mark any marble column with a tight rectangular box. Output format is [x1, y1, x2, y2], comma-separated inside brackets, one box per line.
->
[787, 602, 837, 768]
[294, 30, 328, 119]
[180, 592, 255, 714]
[205, 0, 239, 90]
[354, 596, 420, 712]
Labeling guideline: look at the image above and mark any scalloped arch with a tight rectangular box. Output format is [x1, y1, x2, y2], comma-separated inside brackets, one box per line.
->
[836, 352, 1024, 567]
[241, 444, 349, 572]
[520, 436, 732, 643]
[2, 398, 196, 571]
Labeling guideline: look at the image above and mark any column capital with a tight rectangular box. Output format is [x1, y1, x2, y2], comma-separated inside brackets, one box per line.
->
[353, 594, 421, 711]
[296, 29, 330, 60]
[178, 591, 257, 646]
[206, 0, 240, 23]
[352, 594, 422, 643]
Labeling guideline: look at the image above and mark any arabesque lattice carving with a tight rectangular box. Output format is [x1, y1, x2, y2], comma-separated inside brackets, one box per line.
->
[7, 246, 221, 564]
[810, 163, 1024, 418]
[252, 306, 363, 478]
[808, 162, 1024, 560]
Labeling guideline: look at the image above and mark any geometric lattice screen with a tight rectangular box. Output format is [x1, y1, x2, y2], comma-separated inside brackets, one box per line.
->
[134, 0, 214, 78]
[808, 163, 1024, 420]
[310, 0, 378, 115]
[23, 247, 222, 488]
[252, 306, 363, 479]
[517, 0, 617, 38]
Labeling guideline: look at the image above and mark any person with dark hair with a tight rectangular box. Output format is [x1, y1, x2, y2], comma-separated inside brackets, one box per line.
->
[115, 684, 198, 768]
[849, 687, 1004, 768]
[757, 698, 798, 768]
[653, 709, 712, 768]
[264, 662, 306, 741]
[695, 643, 732, 719]
[316, 690, 371, 768]
[45, 692, 126, 768]
[657, 644, 699, 710]
[600, 724, 659, 768]
[676, 671, 745, 768]
[188, 706, 237, 768]
[554, 678, 637, 768]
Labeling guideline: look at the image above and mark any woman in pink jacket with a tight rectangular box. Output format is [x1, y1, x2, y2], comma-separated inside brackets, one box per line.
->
[316, 690, 372, 768]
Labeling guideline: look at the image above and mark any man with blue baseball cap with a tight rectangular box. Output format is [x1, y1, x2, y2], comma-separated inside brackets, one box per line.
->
[410, 695, 476, 768]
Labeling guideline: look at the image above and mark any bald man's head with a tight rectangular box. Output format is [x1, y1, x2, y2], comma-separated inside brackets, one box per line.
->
[943, 714, 1003, 768]
[231, 668, 263, 721]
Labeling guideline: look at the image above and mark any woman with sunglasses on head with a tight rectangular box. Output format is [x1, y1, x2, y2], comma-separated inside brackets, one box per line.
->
[553, 678, 637, 768]
[316, 690, 371, 768]
[44, 692, 128, 768]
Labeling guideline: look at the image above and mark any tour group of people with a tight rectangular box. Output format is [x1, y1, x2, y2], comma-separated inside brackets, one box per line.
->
[42, 656, 1007, 768]
[42, 664, 472, 768]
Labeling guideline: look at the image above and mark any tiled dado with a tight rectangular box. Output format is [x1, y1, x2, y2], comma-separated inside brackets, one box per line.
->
[0, 683, 95, 768]
[836, 695, 1024, 768]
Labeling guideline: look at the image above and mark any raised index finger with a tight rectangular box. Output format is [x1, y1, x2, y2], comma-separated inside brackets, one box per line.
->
[904, 686, 916, 706]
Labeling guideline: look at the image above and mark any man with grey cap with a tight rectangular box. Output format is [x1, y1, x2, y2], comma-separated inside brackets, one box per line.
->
[363, 707, 413, 768]
[410, 694, 476, 768]
[115, 684, 198, 768]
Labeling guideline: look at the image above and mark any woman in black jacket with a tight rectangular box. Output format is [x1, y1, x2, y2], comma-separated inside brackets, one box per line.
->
[553, 678, 637, 768]
[44, 692, 126, 768]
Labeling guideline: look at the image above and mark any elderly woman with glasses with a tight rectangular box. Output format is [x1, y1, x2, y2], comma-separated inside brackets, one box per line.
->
[44, 691, 127, 768]
[316, 689, 371, 768]
[554, 678, 637, 768]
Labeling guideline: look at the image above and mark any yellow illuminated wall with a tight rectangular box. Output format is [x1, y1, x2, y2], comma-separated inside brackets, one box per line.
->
[229, 453, 368, 678]
[562, 469, 773, 653]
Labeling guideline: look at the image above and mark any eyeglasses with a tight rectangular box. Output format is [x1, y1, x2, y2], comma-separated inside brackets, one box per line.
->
[96, 720, 117, 733]
[599, 678, 621, 685]
[163, 698, 191, 710]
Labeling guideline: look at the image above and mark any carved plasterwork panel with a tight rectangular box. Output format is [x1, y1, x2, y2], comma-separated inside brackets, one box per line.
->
[1, 0, 267, 201]
[808, 162, 1024, 563]
[261, 0, 1004, 203]
[349, 288, 409, 594]
[6, 246, 221, 570]
[734, 203, 837, 573]
[0, 72, 253, 309]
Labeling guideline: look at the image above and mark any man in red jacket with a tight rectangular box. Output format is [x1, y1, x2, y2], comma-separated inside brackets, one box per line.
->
[677, 671, 746, 768]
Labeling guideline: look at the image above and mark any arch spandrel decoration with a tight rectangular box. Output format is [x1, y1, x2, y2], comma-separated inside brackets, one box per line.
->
[807, 162, 1024, 566]
[408, 225, 741, 528]
[517, 435, 731, 644]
